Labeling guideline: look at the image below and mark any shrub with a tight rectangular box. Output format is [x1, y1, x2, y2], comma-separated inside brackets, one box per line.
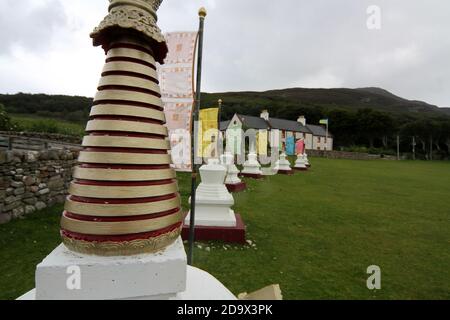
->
[0, 104, 15, 131]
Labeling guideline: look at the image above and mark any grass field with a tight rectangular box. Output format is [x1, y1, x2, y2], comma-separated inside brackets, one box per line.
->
[0, 158, 449, 300]
[10, 114, 85, 137]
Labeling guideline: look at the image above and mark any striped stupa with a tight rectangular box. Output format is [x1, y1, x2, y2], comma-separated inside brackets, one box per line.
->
[60, 0, 182, 256]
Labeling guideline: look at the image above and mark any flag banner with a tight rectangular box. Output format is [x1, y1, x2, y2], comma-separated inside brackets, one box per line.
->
[159, 66, 194, 99]
[296, 139, 305, 155]
[198, 108, 219, 158]
[320, 119, 329, 125]
[270, 130, 281, 152]
[164, 102, 192, 171]
[286, 136, 295, 155]
[257, 130, 268, 156]
[157, 31, 198, 172]
[226, 123, 242, 155]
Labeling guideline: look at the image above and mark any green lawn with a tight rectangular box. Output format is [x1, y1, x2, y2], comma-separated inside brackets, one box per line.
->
[10, 114, 85, 137]
[0, 158, 449, 300]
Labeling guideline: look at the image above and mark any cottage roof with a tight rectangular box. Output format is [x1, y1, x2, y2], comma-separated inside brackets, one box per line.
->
[306, 124, 332, 137]
[236, 114, 270, 130]
[268, 118, 311, 134]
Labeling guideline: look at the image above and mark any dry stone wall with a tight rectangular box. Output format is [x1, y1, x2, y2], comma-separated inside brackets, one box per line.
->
[0, 149, 79, 224]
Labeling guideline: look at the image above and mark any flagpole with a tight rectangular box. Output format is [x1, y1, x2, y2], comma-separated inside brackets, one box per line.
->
[188, 7, 207, 266]
[325, 122, 328, 151]
[218, 99, 222, 157]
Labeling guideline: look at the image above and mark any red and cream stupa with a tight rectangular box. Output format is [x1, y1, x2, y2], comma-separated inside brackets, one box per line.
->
[18, 1, 238, 300]
[60, 0, 182, 256]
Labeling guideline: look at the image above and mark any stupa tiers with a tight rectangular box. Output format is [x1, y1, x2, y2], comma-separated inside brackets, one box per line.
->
[294, 153, 308, 171]
[60, 0, 182, 256]
[18, 1, 238, 300]
[241, 143, 263, 179]
[182, 159, 246, 243]
[274, 152, 293, 175]
[221, 152, 246, 192]
[304, 153, 311, 168]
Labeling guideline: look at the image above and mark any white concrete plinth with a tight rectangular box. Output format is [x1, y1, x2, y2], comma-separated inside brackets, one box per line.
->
[295, 154, 307, 169]
[274, 153, 292, 172]
[185, 159, 237, 228]
[221, 152, 242, 185]
[18, 266, 236, 300]
[241, 152, 262, 175]
[32, 238, 187, 300]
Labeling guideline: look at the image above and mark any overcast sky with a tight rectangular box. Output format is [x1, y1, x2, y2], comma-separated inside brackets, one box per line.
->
[0, 0, 449, 107]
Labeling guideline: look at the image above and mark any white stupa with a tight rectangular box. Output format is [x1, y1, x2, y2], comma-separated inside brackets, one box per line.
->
[294, 153, 308, 171]
[241, 142, 263, 179]
[185, 159, 236, 227]
[221, 151, 246, 192]
[304, 153, 311, 167]
[273, 152, 293, 175]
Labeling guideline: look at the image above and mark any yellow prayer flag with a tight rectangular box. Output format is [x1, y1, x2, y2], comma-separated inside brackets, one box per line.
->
[257, 130, 268, 155]
[198, 108, 219, 157]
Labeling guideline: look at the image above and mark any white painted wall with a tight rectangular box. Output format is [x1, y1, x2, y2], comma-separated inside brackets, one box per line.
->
[305, 133, 314, 150]
[312, 136, 334, 150]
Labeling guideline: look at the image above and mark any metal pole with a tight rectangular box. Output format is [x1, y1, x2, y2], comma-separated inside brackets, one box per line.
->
[325, 122, 328, 151]
[430, 136, 433, 161]
[218, 99, 222, 157]
[412, 136, 416, 160]
[188, 7, 206, 266]
[397, 135, 400, 160]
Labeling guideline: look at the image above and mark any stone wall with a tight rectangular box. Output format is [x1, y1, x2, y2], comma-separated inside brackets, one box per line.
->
[307, 149, 397, 161]
[0, 149, 79, 224]
[0, 131, 82, 145]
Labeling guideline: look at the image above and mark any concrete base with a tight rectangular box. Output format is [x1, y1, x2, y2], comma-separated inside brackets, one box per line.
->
[294, 167, 308, 171]
[239, 173, 263, 179]
[182, 214, 246, 244]
[226, 181, 247, 193]
[30, 238, 187, 300]
[18, 265, 236, 301]
[278, 169, 294, 175]
[184, 207, 237, 228]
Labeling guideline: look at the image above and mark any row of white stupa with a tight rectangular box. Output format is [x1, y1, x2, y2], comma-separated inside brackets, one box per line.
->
[19, 148, 308, 301]
[184, 148, 311, 230]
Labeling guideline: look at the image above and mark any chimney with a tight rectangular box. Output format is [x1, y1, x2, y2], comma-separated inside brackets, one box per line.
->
[260, 110, 269, 121]
[297, 116, 306, 126]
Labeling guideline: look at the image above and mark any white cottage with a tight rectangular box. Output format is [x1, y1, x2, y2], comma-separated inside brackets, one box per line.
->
[220, 111, 333, 153]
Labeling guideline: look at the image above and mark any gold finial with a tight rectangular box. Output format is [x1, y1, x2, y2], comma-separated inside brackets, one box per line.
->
[199, 7, 207, 18]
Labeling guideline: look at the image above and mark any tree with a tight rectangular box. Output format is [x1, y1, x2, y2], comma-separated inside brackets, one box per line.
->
[0, 103, 14, 131]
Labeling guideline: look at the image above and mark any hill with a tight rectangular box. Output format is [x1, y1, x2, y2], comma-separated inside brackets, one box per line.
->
[202, 87, 447, 118]
[1, 89, 448, 156]
[441, 108, 450, 116]
[1, 88, 448, 122]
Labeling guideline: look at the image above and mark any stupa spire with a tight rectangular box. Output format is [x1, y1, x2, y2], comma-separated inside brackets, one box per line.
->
[60, 0, 182, 256]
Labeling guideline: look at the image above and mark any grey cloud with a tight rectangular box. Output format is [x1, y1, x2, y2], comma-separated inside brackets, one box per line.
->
[0, 0, 68, 55]
[1, 0, 449, 108]
[159, 0, 450, 107]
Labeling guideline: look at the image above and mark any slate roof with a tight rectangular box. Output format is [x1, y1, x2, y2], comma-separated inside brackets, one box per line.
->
[220, 113, 332, 137]
[268, 118, 311, 134]
[306, 124, 332, 137]
[236, 114, 270, 130]
[219, 120, 230, 131]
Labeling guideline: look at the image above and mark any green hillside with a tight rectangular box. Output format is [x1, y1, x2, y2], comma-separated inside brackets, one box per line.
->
[1, 89, 449, 158]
